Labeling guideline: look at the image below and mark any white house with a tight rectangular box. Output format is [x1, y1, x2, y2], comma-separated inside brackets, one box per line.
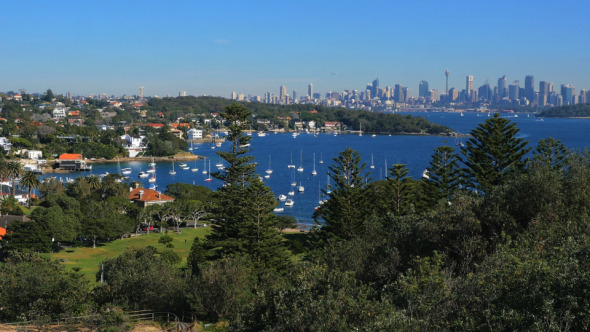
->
[27, 150, 43, 160]
[52, 106, 67, 118]
[0, 137, 12, 151]
[187, 128, 203, 140]
[120, 134, 146, 158]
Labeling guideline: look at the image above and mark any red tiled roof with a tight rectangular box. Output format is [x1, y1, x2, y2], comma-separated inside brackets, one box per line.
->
[59, 153, 83, 160]
[146, 123, 165, 128]
[128, 188, 174, 203]
[170, 123, 190, 128]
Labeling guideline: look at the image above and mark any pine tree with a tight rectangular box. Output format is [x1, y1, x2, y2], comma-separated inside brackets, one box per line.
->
[532, 137, 569, 170]
[387, 164, 414, 216]
[314, 148, 371, 240]
[202, 103, 290, 275]
[461, 113, 530, 193]
[421, 146, 463, 207]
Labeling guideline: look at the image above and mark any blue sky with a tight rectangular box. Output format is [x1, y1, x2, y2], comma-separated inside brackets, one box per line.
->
[1, 0, 588, 98]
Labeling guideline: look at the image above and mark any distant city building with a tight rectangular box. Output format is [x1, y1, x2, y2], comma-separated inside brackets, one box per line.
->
[448, 87, 459, 101]
[139, 86, 145, 98]
[525, 75, 534, 102]
[179, 91, 187, 97]
[508, 81, 520, 101]
[498, 76, 507, 98]
[419, 80, 429, 98]
[402, 87, 409, 103]
[231, 91, 237, 100]
[561, 84, 575, 105]
[372, 78, 379, 99]
[466, 75, 474, 97]
[308, 83, 313, 98]
[187, 128, 203, 140]
[478, 84, 491, 101]
[394, 84, 403, 103]
[428, 89, 438, 102]
[292, 90, 297, 102]
[445, 69, 450, 100]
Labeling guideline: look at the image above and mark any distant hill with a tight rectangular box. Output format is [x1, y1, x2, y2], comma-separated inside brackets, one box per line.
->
[538, 103, 590, 118]
[146, 96, 453, 135]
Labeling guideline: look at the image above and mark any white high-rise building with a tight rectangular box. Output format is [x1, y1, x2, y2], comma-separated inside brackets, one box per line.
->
[308, 83, 313, 98]
[139, 86, 145, 98]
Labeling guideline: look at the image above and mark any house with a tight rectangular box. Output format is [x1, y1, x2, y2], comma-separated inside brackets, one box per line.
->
[0, 137, 12, 151]
[170, 128, 183, 139]
[129, 187, 174, 208]
[53, 105, 67, 119]
[120, 134, 146, 158]
[187, 128, 203, 140]
[0, 215, 31, 240]
[57, 153, 92, 171]
[27, 150, 43, 160]
[0, 185, 31, 205]
[324, 121, 341, 129]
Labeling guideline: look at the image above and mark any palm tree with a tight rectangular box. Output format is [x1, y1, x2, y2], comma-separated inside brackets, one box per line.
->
[6, 161, 23, 197]
[0, 195, 19, 215]
[87, 175, 101, 191]
[20, 171, 40, 208]
[0, 161, 8, 197]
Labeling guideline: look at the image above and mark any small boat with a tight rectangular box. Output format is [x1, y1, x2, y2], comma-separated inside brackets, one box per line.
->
[215, 161, 224, 169]
[147, 167, 155, 173]
[258, 132, 267, 137]
[273, 207, 284, 213]
[204, 160, 212, 182]
[288, 152, 296, 169]
[297, 149, 304, 172]
[188, 141, 194, 151]
[311, 153, 317, 176]
[264, 174, 270, 179]
[181, 166, 190, 170]
[121, 167, 132, 175]
[149, 157, 156, 167]
[191, 159, 199, 172]
[278, 194, 287, 201]
[372, 134, 376, 137]
[370, 153, 375, 169]
[460, 112, 464, 117]
[288, 190, 295, 196]
[285, 199, 294, 207]
[138, 171, 149, 178]
[298, 182, 305, 192]
[422, 169, 430, 179]
[359, 121, 362, 136]
[202, 158, 207, 174]
[319, 152, 324, 164]
[169, 163, 176, 175]
[216, 142, 222, 147]
[266, 155, 273, 174]
[179, 163, 188, 168]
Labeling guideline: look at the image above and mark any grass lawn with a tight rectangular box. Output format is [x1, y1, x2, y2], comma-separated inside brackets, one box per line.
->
[47, 227, 211, 283]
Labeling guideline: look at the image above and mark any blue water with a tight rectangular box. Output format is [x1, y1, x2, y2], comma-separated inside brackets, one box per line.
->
[43, 112, 590, 224]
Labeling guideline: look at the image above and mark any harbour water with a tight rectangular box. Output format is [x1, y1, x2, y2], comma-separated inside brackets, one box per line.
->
[42, 112, 590, 225]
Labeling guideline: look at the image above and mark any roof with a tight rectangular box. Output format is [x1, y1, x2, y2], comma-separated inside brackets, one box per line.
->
[129, 188, 174, 203]
[170, 123, 190, 128]
[146, 123, 165, 128]
[59, 153, 83, 160]
[0, 185, 29, 196]
[0, 215, 31, 229]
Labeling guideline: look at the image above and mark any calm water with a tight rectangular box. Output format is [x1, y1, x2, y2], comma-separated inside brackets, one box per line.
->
[43, 113, 590, 225]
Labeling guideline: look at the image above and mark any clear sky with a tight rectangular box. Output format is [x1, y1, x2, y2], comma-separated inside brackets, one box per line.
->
[1, 0, 588, 98]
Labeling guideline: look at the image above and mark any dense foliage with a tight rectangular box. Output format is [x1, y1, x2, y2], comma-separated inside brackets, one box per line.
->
[4, 110, 590, 330]
[538, 103, 590, 117]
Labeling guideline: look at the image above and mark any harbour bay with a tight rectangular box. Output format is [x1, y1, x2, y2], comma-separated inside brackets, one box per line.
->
[42, 112, 590, 225]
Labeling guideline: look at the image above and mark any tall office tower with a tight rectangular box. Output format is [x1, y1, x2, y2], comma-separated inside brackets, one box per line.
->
[466, 75, 474, 96]
[478, 84, 491, 100]
[231, 92, 237, 100]
[139, 86, 145, 98]
[561, 84, 575, 105]
[280, 85, 287, 99]
[445, 69, 450, 101]
[402, 87, 409, 103]
[583, 89, 589, 104]
[292, 90, 297, 102]
[498, 76, 506, 97]
[539, 81, 549, 104]
[394, 84, 403, 103]
[372, 78, 379, 98]
[66, 91, 72, 99]
[428, 89, 439, 102]
[308, 83, 313, 98]
[365, 89, 372, 101]
[179, 91, 187, 97]
[419, 80, 429, 97]
[237, 93, 244, 101]
[508, 81, 520, 101]
[448, 88, 459, 101]
[524, 75, 534, 102]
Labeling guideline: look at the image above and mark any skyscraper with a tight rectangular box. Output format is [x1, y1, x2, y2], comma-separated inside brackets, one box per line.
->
[466, 75, 474, 96]
[561, 84, 575, 105]
[308, 83, 313, 99]
[419, 80, 429, 98]
[445, 69, 450, 101]
[524, 75, 534, 102]
[292, 90, 297, 102]
[498, 76, 506, 98]
[509, 81, 520, 101]
[139, 86, 145, 98]
[394, 84, 403, 103]
[372, 78, 379, 99]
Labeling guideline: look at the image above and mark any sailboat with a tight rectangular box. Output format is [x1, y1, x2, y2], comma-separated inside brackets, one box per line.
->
[266, 155, 273, 174]
[288, 152, 295, 169]
[169, 162, 176, 175]
[319, 152, 324, 164]
[149, 164, 156, 183]
[202, 157, 207, 174]
[188, 141, 193, 151]
[298, 181, 305, 192]
[205, 160, 213, 182]
[359, 121, 362, 136]
[326, 174, 332, 194]
[311, 153, 317, 176]
[297, 149, 304, 172]
[370, 153, 375, 169]
[149, 156, 156, 167]
[191, 158, 199, 172]
[290, 170, 297, 187]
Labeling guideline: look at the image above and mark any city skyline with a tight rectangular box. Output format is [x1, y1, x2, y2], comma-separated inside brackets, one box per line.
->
[1, 0, 589, 97]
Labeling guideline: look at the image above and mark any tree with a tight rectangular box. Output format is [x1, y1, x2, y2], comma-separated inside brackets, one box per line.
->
[20, 171, 40, 208]
[313, 147, 371, 240]
[6, 161, 22, 197]
[38, 177, 65, 198]
[387, 164, 415, 216]
[0, 195, 22, 215]
[202, 103, 290, 276]
[532, 137, 569, 170]
[461, 113, 530, 193]
[0, 253, 90, 322]
[421, 146, 464, 207]
[182, 199, 209, 228]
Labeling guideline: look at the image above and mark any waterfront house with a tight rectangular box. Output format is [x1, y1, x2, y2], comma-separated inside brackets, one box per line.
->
[187, 128, 203, 140]
[57, 153, 92, 171]
[128, 187, 174, 208]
